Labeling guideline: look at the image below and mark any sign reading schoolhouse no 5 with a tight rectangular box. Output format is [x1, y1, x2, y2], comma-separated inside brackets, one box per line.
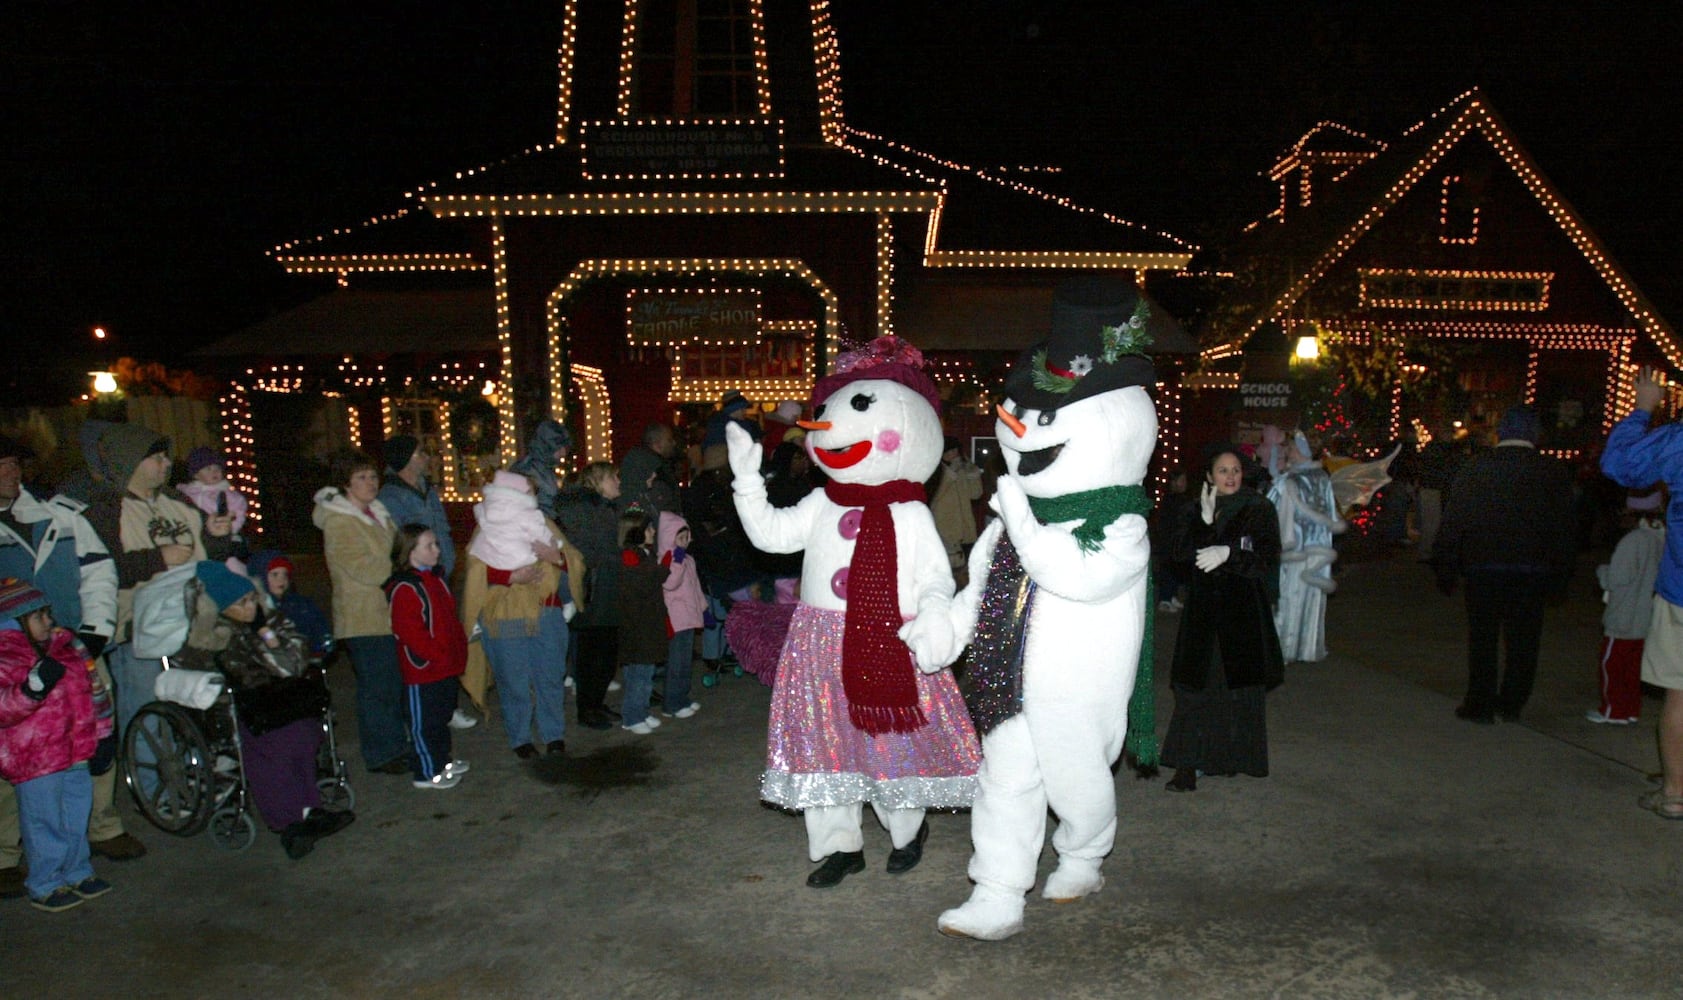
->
[581, 121, 784, 180]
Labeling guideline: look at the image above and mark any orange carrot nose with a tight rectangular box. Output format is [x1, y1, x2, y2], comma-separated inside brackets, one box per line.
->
[797, 419, 832, 431]
[996, 404, 1026, 438]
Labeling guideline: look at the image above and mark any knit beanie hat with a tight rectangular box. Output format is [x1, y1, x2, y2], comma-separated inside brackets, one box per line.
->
[195, 561, 257, 612]
[719, 389, 751, 417]
[1497, 406, 1540, 444]
[187, 446, 222, 476]
[102, 423, 170, 487]
[0, 577, 50, 623]
[385, 435, 419, 472]
[0, 435, 34, 462]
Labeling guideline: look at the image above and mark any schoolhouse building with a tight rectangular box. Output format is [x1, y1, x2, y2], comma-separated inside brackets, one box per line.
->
[1181, 88, 1680, 463]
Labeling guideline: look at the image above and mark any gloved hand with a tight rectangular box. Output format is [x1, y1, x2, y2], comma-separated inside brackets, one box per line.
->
[724, 422, 765, 492]
[89, 733, 117, 776]
[77, 631, 107, 660]
[671, 546, 687, 565]
[561, 602, 578, 624]
[703, 607, 718, 629]
[24, 658, 66, 701]
[1199, 482, 1217, 525]
[1194, 545, 1231, 573]
[899, 599, 960, 673]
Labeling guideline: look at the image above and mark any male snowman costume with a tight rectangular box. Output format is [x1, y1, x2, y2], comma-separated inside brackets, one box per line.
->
[907, 281, 1158, 940]
[725, 336, 980, 889]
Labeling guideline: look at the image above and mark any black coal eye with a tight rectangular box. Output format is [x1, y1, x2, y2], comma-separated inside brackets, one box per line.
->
[813, 403, 826, 419]
[1010, 404, 1026, 420]
[850, 392, 874, 412]
[1037, 410, 1056, 427]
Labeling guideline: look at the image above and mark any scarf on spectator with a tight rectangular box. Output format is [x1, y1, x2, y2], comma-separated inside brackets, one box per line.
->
[824, 478, 928, 735]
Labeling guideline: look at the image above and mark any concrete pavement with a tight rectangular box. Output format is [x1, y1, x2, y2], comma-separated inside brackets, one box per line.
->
[4, 548, 1680, 999]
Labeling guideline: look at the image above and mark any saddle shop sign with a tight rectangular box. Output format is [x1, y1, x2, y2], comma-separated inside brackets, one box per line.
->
[626, 291, 762, 347]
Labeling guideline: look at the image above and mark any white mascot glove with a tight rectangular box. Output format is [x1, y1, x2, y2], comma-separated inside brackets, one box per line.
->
[1199, 482, 1217, 525]
[990, 476, 1037, 542]
[723, 422, 765, 497]
[1194, 545, 1231, 573]
[899, 598, 960, 673]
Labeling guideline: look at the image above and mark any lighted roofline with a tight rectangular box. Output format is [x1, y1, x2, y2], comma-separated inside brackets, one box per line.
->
[420, 190, 942, 216]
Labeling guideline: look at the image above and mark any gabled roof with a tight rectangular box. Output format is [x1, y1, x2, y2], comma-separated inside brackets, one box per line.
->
[1205, 89, 1680, 366]
[194, 289, 495, 359]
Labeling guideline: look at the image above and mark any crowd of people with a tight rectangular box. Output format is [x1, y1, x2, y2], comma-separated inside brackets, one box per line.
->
[4, 371, 1681, 916]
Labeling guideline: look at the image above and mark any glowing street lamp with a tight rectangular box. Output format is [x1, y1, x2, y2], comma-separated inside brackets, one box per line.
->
[1293, 335, 1321, 361]
[91, 371, 118, 394]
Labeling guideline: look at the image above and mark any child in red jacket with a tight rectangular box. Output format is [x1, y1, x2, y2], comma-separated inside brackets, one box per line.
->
[0, 578, 114, 912]
[385, 526, 469, 790]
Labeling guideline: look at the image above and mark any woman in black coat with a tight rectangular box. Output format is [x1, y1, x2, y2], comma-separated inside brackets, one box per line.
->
[1161, 445, 1285, 792]
[555, 462, 624, 730]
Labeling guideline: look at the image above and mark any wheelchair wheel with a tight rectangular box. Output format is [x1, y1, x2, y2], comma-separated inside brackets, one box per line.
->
[209, 806, 257, 852]
[702, 673, 717, 688]
[123, 702, 214, 837]
[317, 776, 355, 813]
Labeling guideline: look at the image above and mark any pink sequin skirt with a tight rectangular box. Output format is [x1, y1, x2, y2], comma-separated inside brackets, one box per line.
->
[761, 604, 980, 810]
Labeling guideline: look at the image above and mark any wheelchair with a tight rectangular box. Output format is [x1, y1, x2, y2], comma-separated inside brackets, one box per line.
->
[122, 660, 353, 852]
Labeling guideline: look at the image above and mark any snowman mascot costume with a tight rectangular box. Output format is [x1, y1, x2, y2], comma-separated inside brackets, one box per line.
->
[725, 335, 981, 889]
[909, 284, 1158, 940]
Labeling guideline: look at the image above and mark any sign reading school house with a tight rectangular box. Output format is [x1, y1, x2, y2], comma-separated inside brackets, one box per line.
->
[1240, 382, 1292, 408]
[627, 291, 762, 346]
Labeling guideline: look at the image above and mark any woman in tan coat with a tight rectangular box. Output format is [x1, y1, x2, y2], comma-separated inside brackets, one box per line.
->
[312, 452, 405, 773]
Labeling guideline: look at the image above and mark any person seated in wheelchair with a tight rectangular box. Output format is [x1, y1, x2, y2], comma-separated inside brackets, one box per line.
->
[177, 562, 354, 860]
[246, 550, 333, 665]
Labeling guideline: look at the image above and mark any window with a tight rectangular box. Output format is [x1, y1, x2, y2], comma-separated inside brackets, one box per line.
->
[633, 0, 764, 117]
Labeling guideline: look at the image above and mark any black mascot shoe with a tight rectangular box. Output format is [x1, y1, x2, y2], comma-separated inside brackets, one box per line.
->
[885, 821, 930, 874]
[805, 850, 865, 889]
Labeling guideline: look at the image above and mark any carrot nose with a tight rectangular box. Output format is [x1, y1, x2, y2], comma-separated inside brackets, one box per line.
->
[995, 404, 1026, 438]
[797, 419, 832, 431]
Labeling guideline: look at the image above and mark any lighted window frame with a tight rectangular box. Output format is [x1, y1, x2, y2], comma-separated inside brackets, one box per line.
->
[623, 0, 772, 119]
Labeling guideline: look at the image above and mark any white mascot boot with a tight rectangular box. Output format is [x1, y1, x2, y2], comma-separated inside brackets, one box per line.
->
[938, 884, 1026, 941]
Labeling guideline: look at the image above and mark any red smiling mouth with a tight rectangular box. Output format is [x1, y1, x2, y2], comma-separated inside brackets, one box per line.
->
[813, 440, 872, 469]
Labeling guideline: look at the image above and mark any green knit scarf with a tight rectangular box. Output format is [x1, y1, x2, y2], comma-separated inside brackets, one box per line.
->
[1026, 484, 1158, 767]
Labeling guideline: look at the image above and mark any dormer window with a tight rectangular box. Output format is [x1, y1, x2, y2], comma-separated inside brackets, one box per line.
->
[629, 0, 770, 118]
[1440, 174, 1481, 245]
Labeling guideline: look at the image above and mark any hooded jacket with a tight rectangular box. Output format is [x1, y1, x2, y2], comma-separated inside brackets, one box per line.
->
[84, 423, 232, 641]
[311, 486, 396, 639]
[658, 511, 705, 633]
[377, 474, 456, 579]
[385, 567, 467, 685]
[510, 420, 573, 516]
[0, 626, 101, 784]
[0, 485, 117, 647]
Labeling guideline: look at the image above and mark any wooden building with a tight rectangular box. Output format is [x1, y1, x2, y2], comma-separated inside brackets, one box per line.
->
[198, 1, 1195, 545]
[1182, 88, 1679, 464]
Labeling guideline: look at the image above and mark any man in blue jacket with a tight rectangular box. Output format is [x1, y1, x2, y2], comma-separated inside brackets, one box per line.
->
[1600, 367, 1683, 819]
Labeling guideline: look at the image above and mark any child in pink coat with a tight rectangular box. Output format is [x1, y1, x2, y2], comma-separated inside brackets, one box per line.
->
[658, 511, 705, 718]
[0, 578, 114, 912]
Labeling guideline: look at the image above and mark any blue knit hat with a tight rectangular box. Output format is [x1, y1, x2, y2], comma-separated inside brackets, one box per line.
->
[0, 577, 49, 624]
[195, 561, 256, 612]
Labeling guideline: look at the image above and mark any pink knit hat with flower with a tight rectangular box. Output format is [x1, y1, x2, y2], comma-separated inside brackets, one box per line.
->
[811, 336, 940, 414]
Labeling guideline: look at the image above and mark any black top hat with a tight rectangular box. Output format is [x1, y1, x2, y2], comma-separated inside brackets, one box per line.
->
[1002, 277, 1158, 411]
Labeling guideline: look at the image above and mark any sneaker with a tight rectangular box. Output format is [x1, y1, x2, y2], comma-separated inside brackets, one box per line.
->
[607, 680, 622, 693]
[447, 709, 478, 730]
[622, 720, 656, 735]
[1585, 709, 1638, 725]
[563, 676, 575, 688]
[413, 772, 462, 790]
[674, 703, 700, 719]
[642, 714, 662, 729]
[71, 876, 113, 899]
[30, 887, 83, 913]
[444, 758, 471, 776]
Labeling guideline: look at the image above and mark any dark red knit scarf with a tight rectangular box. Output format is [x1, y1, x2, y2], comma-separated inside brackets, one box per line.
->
[824, 478, 928, 735]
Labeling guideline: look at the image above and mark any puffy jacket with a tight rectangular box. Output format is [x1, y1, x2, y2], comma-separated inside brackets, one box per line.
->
[0, 485, 117, 645]
[658, 511, 705, 633]
[311, 487, 396, 639]
[0, 627, 99, 784]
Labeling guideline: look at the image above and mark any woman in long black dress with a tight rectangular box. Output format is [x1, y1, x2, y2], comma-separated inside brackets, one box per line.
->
[1162, 444, 1285, 792]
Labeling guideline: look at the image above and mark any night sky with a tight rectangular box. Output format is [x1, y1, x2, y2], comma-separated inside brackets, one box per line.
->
[4, 3, 1679, 394]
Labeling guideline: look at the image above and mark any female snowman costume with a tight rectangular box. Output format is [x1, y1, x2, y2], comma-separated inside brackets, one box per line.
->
[905, 284, 1158, 940]
[725, 336, 980, 887]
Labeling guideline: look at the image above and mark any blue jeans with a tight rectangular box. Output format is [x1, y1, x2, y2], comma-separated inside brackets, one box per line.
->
[620, 663, 655, 725]
[108, 642, 162, 742]
[701, 595, 728, 660]
[16, 765, 94, 900]
[482, 606, 569, 748]
[108, 642, 163, 796]
[663, 629, 696, 711]
[341, 635, 409, 770]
